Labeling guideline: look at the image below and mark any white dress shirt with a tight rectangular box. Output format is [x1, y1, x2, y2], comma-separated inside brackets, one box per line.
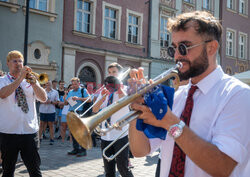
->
[0, 74, 40, 134]
[39, 89, 59, 113]
[98, 91, 129, 141]
[149, 66, 250, 177]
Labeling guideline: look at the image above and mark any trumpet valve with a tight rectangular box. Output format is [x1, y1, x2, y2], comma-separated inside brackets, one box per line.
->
[113, 123, 122, 130]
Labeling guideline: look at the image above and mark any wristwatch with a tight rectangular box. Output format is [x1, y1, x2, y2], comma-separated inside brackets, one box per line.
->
[168, 120, 185, 139]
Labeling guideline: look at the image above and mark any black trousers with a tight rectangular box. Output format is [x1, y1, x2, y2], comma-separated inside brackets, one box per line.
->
[0, 132, 42, 177]
[72, 136, 86, 153]
[155, 158, 161, 177]
[101, 136, 133, 177]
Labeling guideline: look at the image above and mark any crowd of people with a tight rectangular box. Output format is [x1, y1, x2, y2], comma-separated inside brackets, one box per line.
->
[0, 53, 135, 176]
[0, 10, 250, 177]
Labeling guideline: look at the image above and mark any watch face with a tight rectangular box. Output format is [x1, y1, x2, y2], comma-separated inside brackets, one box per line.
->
[169, 125, 183, 138]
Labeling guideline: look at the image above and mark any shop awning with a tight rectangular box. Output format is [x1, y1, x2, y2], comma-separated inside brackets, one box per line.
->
[233, 70, 250, 85]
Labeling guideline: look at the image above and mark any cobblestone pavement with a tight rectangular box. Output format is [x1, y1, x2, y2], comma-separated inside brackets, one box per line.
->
[12, 138, 159, 177]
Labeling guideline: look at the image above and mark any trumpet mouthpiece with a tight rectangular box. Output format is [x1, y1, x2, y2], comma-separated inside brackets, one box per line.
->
[176, 62, 183, 69]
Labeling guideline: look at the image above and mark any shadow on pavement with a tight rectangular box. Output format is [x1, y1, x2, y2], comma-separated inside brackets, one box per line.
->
[37, 138, 103, 171]
[144, 154, 159, 166]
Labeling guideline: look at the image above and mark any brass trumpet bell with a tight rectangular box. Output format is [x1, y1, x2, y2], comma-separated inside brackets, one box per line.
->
[67, 112, 93, 149]
[67, 63, 182, 150]
[27, 72, 49, 85]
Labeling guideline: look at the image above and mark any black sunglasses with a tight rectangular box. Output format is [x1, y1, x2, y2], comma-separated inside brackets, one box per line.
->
[167, 40, 212, 58]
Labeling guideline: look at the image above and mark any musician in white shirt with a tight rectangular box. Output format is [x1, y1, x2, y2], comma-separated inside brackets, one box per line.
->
[93, 63, 133, 177]
[129, 11, 250, 177]
[0, 50, 46, 177]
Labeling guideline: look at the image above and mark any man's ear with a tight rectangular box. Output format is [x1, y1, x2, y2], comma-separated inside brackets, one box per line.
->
[206, 40, 219, 56]
[6, 61, 10, 68]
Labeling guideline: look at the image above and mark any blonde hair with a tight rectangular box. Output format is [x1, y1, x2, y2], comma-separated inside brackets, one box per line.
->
[70, 77, 80, 83]
[6, 50, 24, 62]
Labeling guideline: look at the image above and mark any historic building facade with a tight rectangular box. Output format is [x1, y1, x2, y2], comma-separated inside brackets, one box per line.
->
[62, 0, 150, 86]
[221, 0, 250, 75]
[149, 0, 220, 78]
[0, 0, 63, 80]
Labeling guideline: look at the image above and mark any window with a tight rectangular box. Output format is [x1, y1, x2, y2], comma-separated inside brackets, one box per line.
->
[104, 7, 117, 39]
[126, 10, 143, 45]
[128, 15, 139, 44]
[203, 0, 212, 10]
[34, 49, 41, 59]
[76, 0, 91, 33]
[0, 0, 8, 2]
[102, 2, 121, 40]
[239, 0, 247, 14]
[160, 17, 170, 48]
[28, 41, 50, 65]
[30, 0, 48, 11]
[239, 33, 247, 59]
[184, 0, 192, 3]
[226, 30, 236, 57]
[227, 0, 236, 10]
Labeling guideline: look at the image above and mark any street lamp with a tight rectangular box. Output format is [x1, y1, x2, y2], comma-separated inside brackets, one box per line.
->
[24, 0, 30, 65]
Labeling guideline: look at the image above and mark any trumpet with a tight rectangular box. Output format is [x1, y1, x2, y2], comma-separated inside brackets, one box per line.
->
[67, 62, 182, 150]
[26, 72, 49, 85]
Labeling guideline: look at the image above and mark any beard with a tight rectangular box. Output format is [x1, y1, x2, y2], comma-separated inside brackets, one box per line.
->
[176, 47, 209, 81]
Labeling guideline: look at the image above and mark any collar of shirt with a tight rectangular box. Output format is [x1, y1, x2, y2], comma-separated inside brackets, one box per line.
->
[7, 73, 16, 81]
[192, 65, 224, 95]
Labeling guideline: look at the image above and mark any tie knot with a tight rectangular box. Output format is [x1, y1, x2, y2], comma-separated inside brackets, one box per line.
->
[188, 85, 198, 97]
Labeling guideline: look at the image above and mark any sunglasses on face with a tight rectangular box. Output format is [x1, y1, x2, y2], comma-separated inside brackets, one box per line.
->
[167, 40, 212, 58]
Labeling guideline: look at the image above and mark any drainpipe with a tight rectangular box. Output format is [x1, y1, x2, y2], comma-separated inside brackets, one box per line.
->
[147, 0, 152, 79]
[24, 0, 30, 65]
[61, 47, 64, 80]
[61, 0, 66, 80]
[219, 0, 223, 66]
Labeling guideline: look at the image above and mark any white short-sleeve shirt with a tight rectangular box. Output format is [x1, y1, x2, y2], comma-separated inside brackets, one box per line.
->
[149, 66, 250, 177]
[98, 91, 129, 141]
[0, 74, 39, 134]
[39, 89, 59, 113]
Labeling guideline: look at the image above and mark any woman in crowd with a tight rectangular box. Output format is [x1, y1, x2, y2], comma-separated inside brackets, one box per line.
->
[59, 84, 72, 143]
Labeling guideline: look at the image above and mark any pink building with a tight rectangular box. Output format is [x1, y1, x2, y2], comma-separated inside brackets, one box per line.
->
[62, 0, 150, 86]
[220, 0, 250, 75]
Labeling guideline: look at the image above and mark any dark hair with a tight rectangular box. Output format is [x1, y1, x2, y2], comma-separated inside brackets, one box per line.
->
[67, 84, 72, 90]
[104, 76, 121, 91]
[52, 80, 58, 84]
[108, 62, 123, 72]
[59, 80, 65, 84]
[167, 11, 222, 43]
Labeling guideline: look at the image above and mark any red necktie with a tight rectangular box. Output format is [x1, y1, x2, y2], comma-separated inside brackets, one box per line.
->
[169, 85, 198, 177]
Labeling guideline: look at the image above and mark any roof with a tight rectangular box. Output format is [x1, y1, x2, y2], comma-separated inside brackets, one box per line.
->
[233, 70, 250, 85]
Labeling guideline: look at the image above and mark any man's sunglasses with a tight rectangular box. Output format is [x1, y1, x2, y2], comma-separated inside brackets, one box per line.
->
[167, 40, 212, 58]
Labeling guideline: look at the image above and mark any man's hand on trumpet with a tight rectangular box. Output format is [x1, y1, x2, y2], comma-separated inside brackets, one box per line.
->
[22, 66, 36, 85]
[129, 67, 176, 139]
[127, 67, 147, 95]
[26, 73, 37, 85]
[129, 67, 161, 127]
[19, 66, 31, 80]
[101, 87, 110, 96]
